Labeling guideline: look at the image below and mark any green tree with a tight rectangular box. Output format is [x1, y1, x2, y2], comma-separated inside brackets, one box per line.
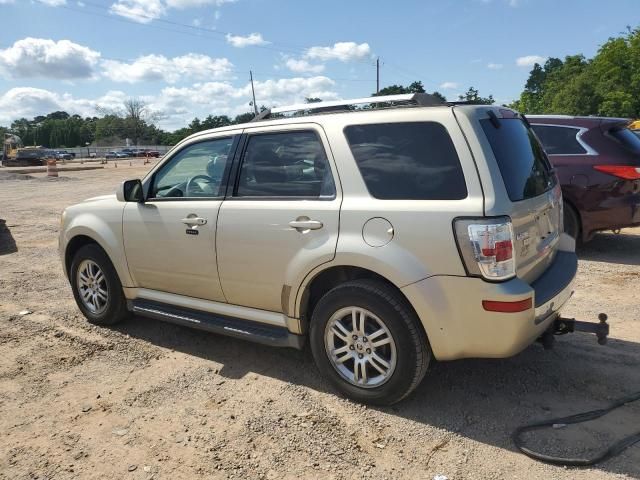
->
[458, 87, 494, 105]
[513, 26, 640, 117]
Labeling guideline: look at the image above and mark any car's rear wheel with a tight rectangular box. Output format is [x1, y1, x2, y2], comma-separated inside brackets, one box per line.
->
[563, 201, 581, 243]
[310, 279, 431, 405]
[70, 244, 129, 326]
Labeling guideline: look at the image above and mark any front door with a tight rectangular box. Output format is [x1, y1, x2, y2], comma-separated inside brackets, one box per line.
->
[123, 134, 239, 301]
[217, 125, 341, 313]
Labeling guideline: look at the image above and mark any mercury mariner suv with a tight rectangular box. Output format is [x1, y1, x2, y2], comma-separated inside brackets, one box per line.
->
[60, 94, 594, 405]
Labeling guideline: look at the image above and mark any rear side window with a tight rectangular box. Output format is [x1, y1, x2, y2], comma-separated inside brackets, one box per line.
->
[610, 128, 640, 155]
[531, 125, 587, 155]
[344, 122, 467, 200]
[481, 118, 555, 202]
[236, 131, 335, 198]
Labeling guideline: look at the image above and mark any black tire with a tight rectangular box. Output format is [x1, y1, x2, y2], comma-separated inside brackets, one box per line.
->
[70, 243, 130, 326]
[563, 201, 581, 243]
[309, 279, 431, 405]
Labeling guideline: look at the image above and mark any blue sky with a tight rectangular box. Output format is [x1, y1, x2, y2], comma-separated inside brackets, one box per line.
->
[0, 0, 638, 130]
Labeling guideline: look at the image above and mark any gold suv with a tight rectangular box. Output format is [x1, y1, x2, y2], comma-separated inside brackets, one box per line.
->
[60, 94, 578, 405]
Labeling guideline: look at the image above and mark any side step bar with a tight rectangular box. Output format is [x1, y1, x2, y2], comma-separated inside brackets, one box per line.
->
[129, 299, 305, 349]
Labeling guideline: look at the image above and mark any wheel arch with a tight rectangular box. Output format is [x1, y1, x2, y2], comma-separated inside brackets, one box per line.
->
[65, 234, 102, 277]
[296, 265, 428, 341]
[62, 222, 133, 287]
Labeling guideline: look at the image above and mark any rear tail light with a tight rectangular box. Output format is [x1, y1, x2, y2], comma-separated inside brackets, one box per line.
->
[593, 165, 640, 180]
[454, 217, 515, 281]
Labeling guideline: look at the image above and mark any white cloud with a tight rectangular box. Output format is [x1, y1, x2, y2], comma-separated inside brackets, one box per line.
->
[225, 32, 268, 48]
[108, 0, 235, 22]
[146, 76, 338, 128]
[166, 0, 236, 6]
[0, 77, 338, 130]
[1, 0, 67, 3]
[0, 87, 126, 125]
[439, 82, 458, 90]
[487, 62, 503, 70]
[109, 0, 166, 23]
[285, 58, 324, 74]
[101, 53, 233, 83]
[0, 37, 100, 80]
[516, 55, 547, 67]
[306, 42, 371, 62]
[479, 0, 523, 6]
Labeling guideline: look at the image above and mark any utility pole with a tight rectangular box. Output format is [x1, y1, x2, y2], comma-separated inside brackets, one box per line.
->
[376, 57, 380, 94]
[249, 70, 258, 115]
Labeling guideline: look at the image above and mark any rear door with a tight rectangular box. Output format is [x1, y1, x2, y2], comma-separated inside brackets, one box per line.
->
[479, 114, 563, 283]
[216, 124, 341, 313]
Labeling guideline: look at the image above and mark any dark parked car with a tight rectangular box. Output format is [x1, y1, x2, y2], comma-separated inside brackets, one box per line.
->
[528, 116, 640, 242]
[137, 148, 160, 157]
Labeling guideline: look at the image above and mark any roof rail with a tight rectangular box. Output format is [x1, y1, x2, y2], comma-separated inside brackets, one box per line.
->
[251, 93, 445, 121]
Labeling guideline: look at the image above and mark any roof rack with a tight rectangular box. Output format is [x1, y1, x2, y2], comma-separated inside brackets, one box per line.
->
[250, 93, 445, 122]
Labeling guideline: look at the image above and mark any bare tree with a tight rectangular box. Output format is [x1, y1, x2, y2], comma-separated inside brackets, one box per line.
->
[97, 98, 163, 145]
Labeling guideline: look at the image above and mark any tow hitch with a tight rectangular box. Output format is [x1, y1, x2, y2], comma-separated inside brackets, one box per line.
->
[539, 313, 609, 349]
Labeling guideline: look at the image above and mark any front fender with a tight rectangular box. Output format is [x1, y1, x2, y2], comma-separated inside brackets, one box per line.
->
[61, 209, 133, 287]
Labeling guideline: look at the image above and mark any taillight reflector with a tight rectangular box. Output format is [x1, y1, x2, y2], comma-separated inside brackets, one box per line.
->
[482, 298, 533, 313]
[593, 165, 640, 180]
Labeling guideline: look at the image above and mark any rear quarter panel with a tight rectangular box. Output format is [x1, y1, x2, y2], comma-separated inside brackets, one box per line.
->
[293, 107, 485, 316]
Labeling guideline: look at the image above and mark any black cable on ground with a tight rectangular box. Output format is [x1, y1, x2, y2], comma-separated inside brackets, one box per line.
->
[513, 391, 640, 466]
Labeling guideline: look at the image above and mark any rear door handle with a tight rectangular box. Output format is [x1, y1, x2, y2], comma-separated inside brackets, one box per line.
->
[181, 216, 207, 225]
[289, 219, 323, 231]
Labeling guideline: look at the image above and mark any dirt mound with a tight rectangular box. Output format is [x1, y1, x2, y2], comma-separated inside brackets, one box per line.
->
[34, 175, 79, 182]
[0, 171, 35, 181]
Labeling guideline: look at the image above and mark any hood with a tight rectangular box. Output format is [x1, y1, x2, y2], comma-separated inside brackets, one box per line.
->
[82, 194, 116, 203]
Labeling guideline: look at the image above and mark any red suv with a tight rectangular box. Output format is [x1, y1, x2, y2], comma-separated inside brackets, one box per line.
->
[528, 116, 640, 242]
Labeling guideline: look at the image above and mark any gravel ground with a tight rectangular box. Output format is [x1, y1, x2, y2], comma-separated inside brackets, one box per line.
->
[0, 161, 639, 480]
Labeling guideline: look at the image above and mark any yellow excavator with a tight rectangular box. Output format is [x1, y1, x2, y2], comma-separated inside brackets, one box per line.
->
[2, 133, 50, 167]
[629, 120, 640, 131]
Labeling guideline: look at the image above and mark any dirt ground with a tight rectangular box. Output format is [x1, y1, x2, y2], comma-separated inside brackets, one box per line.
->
[1, 161, 639, 480]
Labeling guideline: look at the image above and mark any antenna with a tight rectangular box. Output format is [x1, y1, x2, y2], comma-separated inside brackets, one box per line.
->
[249, 70, 258, 116]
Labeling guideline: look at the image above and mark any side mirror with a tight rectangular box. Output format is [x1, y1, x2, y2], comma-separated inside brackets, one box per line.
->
[116, 179, 144, 203]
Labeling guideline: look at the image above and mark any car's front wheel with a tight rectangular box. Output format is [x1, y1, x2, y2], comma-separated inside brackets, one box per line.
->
[310, 279, 431, 405]
[70, 243, 129, 326]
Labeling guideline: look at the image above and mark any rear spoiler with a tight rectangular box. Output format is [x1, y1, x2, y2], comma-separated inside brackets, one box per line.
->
[599, 117, 632, 133]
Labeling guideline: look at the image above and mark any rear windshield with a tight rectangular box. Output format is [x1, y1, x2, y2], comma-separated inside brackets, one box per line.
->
[610, 128, 640, 156]
[344, 122, 467, 200]
[481, 117, 555, 202]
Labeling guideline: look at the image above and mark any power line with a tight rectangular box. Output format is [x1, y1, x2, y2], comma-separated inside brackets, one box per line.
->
[45, 0, 374, 67]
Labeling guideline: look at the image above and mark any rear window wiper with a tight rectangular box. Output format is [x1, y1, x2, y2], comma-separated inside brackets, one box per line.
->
[487, 110, 501, 129]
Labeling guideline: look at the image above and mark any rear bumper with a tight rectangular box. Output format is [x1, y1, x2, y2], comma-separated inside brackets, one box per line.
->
[402, 240, 577, 361]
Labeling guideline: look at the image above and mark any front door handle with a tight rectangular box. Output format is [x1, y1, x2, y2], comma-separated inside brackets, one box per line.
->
[289, 218, 323, 231]
[181, 216, 207, 226]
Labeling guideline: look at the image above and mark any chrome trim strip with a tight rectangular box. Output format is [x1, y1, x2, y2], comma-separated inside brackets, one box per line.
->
[126, 287, 288, 328]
